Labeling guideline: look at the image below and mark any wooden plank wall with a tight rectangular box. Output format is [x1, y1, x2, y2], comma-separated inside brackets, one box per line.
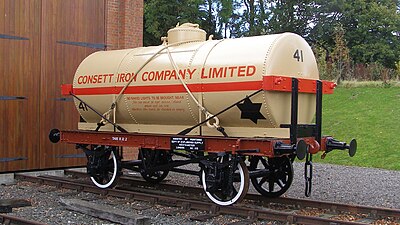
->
[0, 0, 41, 171]
[0, 0, 105, 172]
[39, 0, 105, 169]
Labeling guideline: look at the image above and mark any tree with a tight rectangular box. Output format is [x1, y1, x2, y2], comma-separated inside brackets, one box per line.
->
[331, 24, 351, 83]
[311, 0, 400, 69]
[144, 0, 400, 71]
[230, 0, 316, 37]
[348, 1, 400, 69]
[144, 0, 207, 46]
[200, 0, 235, 39]
[267, 0, 315, 36]
[144, 0, 238, 45]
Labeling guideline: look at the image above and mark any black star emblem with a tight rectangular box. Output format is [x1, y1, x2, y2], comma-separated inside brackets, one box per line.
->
[236, 98, 266, 124]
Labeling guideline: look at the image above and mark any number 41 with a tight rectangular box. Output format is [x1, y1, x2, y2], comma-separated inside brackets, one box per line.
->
[78, 102, 88, 111]
[293, 49, 304, 62]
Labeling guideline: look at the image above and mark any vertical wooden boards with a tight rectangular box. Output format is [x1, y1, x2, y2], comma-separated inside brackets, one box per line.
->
[0, 0, 41, 171]
[0, 0, 105, 171]
[39, 0, 105, 169]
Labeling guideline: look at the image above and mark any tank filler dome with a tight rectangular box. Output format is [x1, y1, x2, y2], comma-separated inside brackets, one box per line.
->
[167, 23, 207, 44]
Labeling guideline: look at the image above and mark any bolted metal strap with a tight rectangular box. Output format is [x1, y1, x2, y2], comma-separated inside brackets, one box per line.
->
[0, 157, 27, 163]
[0, 34, 29, 40]
[57, 40, 106, 49]
[55, 154, 86, 158]
[0, 96, 27, 100]
[54, 97, 73, 102]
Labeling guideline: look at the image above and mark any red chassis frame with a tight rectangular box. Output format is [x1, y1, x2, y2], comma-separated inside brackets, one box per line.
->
[59, 130, 332, 157]
[58, 75, 338, 158]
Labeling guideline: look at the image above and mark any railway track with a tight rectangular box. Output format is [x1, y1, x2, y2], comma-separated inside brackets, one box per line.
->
[0, 214, 46, 225]
[15, 171, 400, 225]
[64, 169, 400, 220]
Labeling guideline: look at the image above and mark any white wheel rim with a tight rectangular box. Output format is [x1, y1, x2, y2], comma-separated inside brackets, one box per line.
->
[202, 161, 246, 206]
[90, 151, 118, 189]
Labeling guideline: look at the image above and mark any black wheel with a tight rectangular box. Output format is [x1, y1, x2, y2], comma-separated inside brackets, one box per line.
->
[249, 156, 293, 197]
[139, 149, 171, 183]
[87, 146, 121, 189]
[201, 155, 249, 206]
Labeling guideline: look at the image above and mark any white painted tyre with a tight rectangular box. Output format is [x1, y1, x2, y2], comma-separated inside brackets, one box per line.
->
[90, 150, 119, 189]
[202, 159, 249, 206]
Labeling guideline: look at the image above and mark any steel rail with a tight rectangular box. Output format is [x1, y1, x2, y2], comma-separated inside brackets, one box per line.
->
[0, 214, 46, 225]
[15, 173, 379, 225]
[64, 169, 400, 220]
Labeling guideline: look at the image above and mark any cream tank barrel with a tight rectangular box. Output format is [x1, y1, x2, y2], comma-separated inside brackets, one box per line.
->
[73, 23, 319, 138]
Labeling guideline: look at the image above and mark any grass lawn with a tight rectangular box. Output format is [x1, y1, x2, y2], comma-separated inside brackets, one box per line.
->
[312, 85, 400, 171]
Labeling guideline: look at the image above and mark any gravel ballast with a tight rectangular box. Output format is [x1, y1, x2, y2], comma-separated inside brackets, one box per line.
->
[287, 162, 400, 209]
[0, 161, 399, 224]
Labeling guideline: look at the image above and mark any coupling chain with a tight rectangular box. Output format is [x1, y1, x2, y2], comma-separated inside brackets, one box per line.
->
[304, 153, 313, 197]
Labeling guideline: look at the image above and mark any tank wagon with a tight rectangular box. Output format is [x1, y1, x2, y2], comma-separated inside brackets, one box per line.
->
[49, 23, 357, 206]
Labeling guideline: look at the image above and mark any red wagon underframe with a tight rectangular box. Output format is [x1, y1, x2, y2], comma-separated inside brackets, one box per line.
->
[57, 75, 353, 159]
[51, 75, 357, 204]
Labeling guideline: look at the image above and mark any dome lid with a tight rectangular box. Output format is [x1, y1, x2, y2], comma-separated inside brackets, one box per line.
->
[167, 23, 206, 44]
